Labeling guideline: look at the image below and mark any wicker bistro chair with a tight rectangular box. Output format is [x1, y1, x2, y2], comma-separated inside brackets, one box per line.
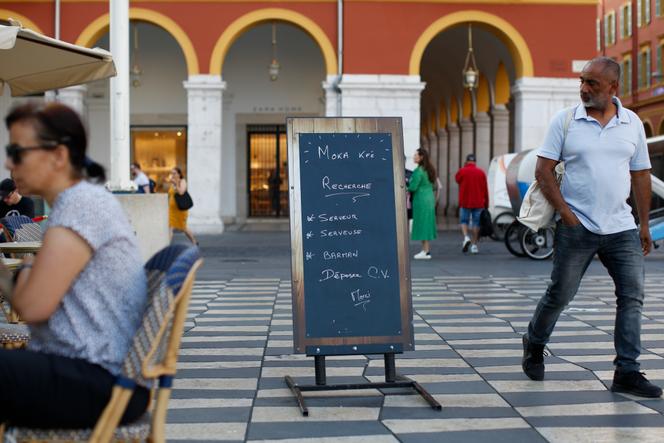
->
[0, 215, 48, 345]
[0, 216, 41, 243]
[0, 324, 29, 349]
[13, 225, 42, 243]
[0, 216, 43, 327]
[4, 244, 203, 443]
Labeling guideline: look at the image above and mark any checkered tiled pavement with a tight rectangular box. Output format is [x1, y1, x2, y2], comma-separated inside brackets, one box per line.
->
[168, 275, 664, 442]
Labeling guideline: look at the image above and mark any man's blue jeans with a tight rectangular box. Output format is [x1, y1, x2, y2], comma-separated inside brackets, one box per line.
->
[527, 222, 645, 373]
[460, 207, 483, 228]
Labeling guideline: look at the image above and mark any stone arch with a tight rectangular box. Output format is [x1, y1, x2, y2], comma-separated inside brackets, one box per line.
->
[462, 89, 472, 119]
[210, 8, 337, 76]
[429, 112, 437, 133]
[0, 9, 43, 32]
[409, 10, 533, 79]
[476, 75, 491, 113]
[449, 96, 459, 125]
[495, 62, 510, 105]
[439, 100, 447, 128]
[74, 8, 199, 75]
[643, 120, 653, 138]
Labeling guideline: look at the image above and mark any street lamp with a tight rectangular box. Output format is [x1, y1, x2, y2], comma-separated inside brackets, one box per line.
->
[462, 24, 479, 90]
[130, 23, 142, 87]
[269, 22, 280, 81]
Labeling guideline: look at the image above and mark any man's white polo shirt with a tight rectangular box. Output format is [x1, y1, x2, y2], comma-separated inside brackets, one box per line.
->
[537, 97, 651, 235]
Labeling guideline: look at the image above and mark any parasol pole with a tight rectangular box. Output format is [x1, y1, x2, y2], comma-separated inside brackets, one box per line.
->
[109, 0, 131, 189]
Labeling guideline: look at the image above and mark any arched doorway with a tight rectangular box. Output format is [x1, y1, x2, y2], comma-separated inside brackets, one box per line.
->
[216, 20, 328, 221]
[75, 9, 199, 76]
[409, 11, 533, 79]
[418, 22, 517, 214]
[83, 20, 189, 192]
[644, 121, 654, 138]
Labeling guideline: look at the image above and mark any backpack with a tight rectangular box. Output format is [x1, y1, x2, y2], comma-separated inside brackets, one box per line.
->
[517, 108, 574, 231]
[479, 209, 494, 237]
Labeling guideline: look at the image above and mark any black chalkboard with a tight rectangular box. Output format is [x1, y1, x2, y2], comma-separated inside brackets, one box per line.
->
[288, 118, 413, 356]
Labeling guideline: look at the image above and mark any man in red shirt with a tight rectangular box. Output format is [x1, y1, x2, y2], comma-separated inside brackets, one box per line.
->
[455, 154, 489, 254]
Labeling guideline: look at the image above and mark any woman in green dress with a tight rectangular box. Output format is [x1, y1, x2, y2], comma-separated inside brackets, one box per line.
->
[407, 148, 437, 259]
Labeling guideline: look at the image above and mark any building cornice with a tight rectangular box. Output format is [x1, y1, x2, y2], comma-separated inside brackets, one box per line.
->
[348, 0, 596, 3]
[629, 94, 664, 110]
[7, 0, 598, 4]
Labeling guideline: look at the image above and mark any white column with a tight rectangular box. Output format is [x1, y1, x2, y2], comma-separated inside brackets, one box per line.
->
[436, 128, 448, 215]
[491, 105, 510, 158]
[474, 112, 491, 171]
[420, 135, 429, 152]
[183, 75, 226, 234]
[109, 0, 131, 190]
[459, 118, 474, 164]
[322, 74, 341, 117]
[512, 77, 578, 152]
[339, 75, 425, 170]
[55, 85, 88, 121]
[428, 132, 438, 172]
[447, 124, 460, 213]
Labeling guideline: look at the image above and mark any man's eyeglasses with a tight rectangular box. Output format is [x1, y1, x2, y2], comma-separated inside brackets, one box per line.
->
[5, 142, 59, 165]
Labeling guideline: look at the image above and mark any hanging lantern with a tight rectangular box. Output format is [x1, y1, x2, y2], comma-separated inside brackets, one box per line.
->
[130, 24, 142, 87]
[462, 24, 479, 90]
[269, 22, 280, 81]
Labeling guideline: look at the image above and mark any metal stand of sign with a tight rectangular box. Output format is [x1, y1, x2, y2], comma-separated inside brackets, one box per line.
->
[284, 353, 442, 416]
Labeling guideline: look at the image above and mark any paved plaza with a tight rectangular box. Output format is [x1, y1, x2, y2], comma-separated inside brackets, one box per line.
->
[168, 229, 664, 442]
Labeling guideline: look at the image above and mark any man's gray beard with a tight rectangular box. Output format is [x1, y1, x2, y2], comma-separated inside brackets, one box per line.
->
[582, 98, 607, 109]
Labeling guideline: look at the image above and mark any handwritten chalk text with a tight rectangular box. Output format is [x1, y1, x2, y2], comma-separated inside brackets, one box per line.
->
[318, 213, 358, 222]
[320, 229, 363, 237]
[321, 176, 372, 191]
[319, 269, 363, 282]
[323, 249, 359, 260]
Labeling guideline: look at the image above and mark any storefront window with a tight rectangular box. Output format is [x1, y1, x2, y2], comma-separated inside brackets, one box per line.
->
[247, 125, 288, 217]
[130, 127, 187, 192]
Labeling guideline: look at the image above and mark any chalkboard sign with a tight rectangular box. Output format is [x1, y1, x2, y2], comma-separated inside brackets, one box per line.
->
[287, 117, 413, 356]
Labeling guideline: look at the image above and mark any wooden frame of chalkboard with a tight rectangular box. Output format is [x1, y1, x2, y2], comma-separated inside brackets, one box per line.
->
[287, 117, 414, 356]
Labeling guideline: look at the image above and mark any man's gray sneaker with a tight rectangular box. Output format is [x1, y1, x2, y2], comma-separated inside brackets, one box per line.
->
[611, 371, 663, 398]
[522, 334, 545, 381]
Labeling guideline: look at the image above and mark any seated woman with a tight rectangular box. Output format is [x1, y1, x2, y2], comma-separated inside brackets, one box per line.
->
[0, 103, 149, 428]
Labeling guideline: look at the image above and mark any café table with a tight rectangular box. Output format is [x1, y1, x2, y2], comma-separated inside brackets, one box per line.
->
[1, 258, 22, 271]
[0, 257, 22, 323]
[0, 241, 42, 255]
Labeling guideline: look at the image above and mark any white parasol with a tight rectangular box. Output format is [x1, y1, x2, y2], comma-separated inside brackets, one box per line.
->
[0, 19, 116, 97]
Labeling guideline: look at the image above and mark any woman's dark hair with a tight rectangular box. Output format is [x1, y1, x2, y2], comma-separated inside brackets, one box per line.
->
[416, 148, 437, 184]
[172, 166, 184, 179]
[5, 102, 106, 183]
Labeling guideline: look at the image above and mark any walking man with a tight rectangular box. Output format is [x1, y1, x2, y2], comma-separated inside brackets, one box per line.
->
[455, 153, 488, 254]
[522, 57, 662, 397]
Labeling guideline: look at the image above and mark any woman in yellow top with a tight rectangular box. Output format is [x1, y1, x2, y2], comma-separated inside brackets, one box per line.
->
[168, 166, 197, 245]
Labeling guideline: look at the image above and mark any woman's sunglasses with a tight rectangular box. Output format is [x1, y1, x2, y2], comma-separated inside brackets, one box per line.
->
[5, 142, 59, 165]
